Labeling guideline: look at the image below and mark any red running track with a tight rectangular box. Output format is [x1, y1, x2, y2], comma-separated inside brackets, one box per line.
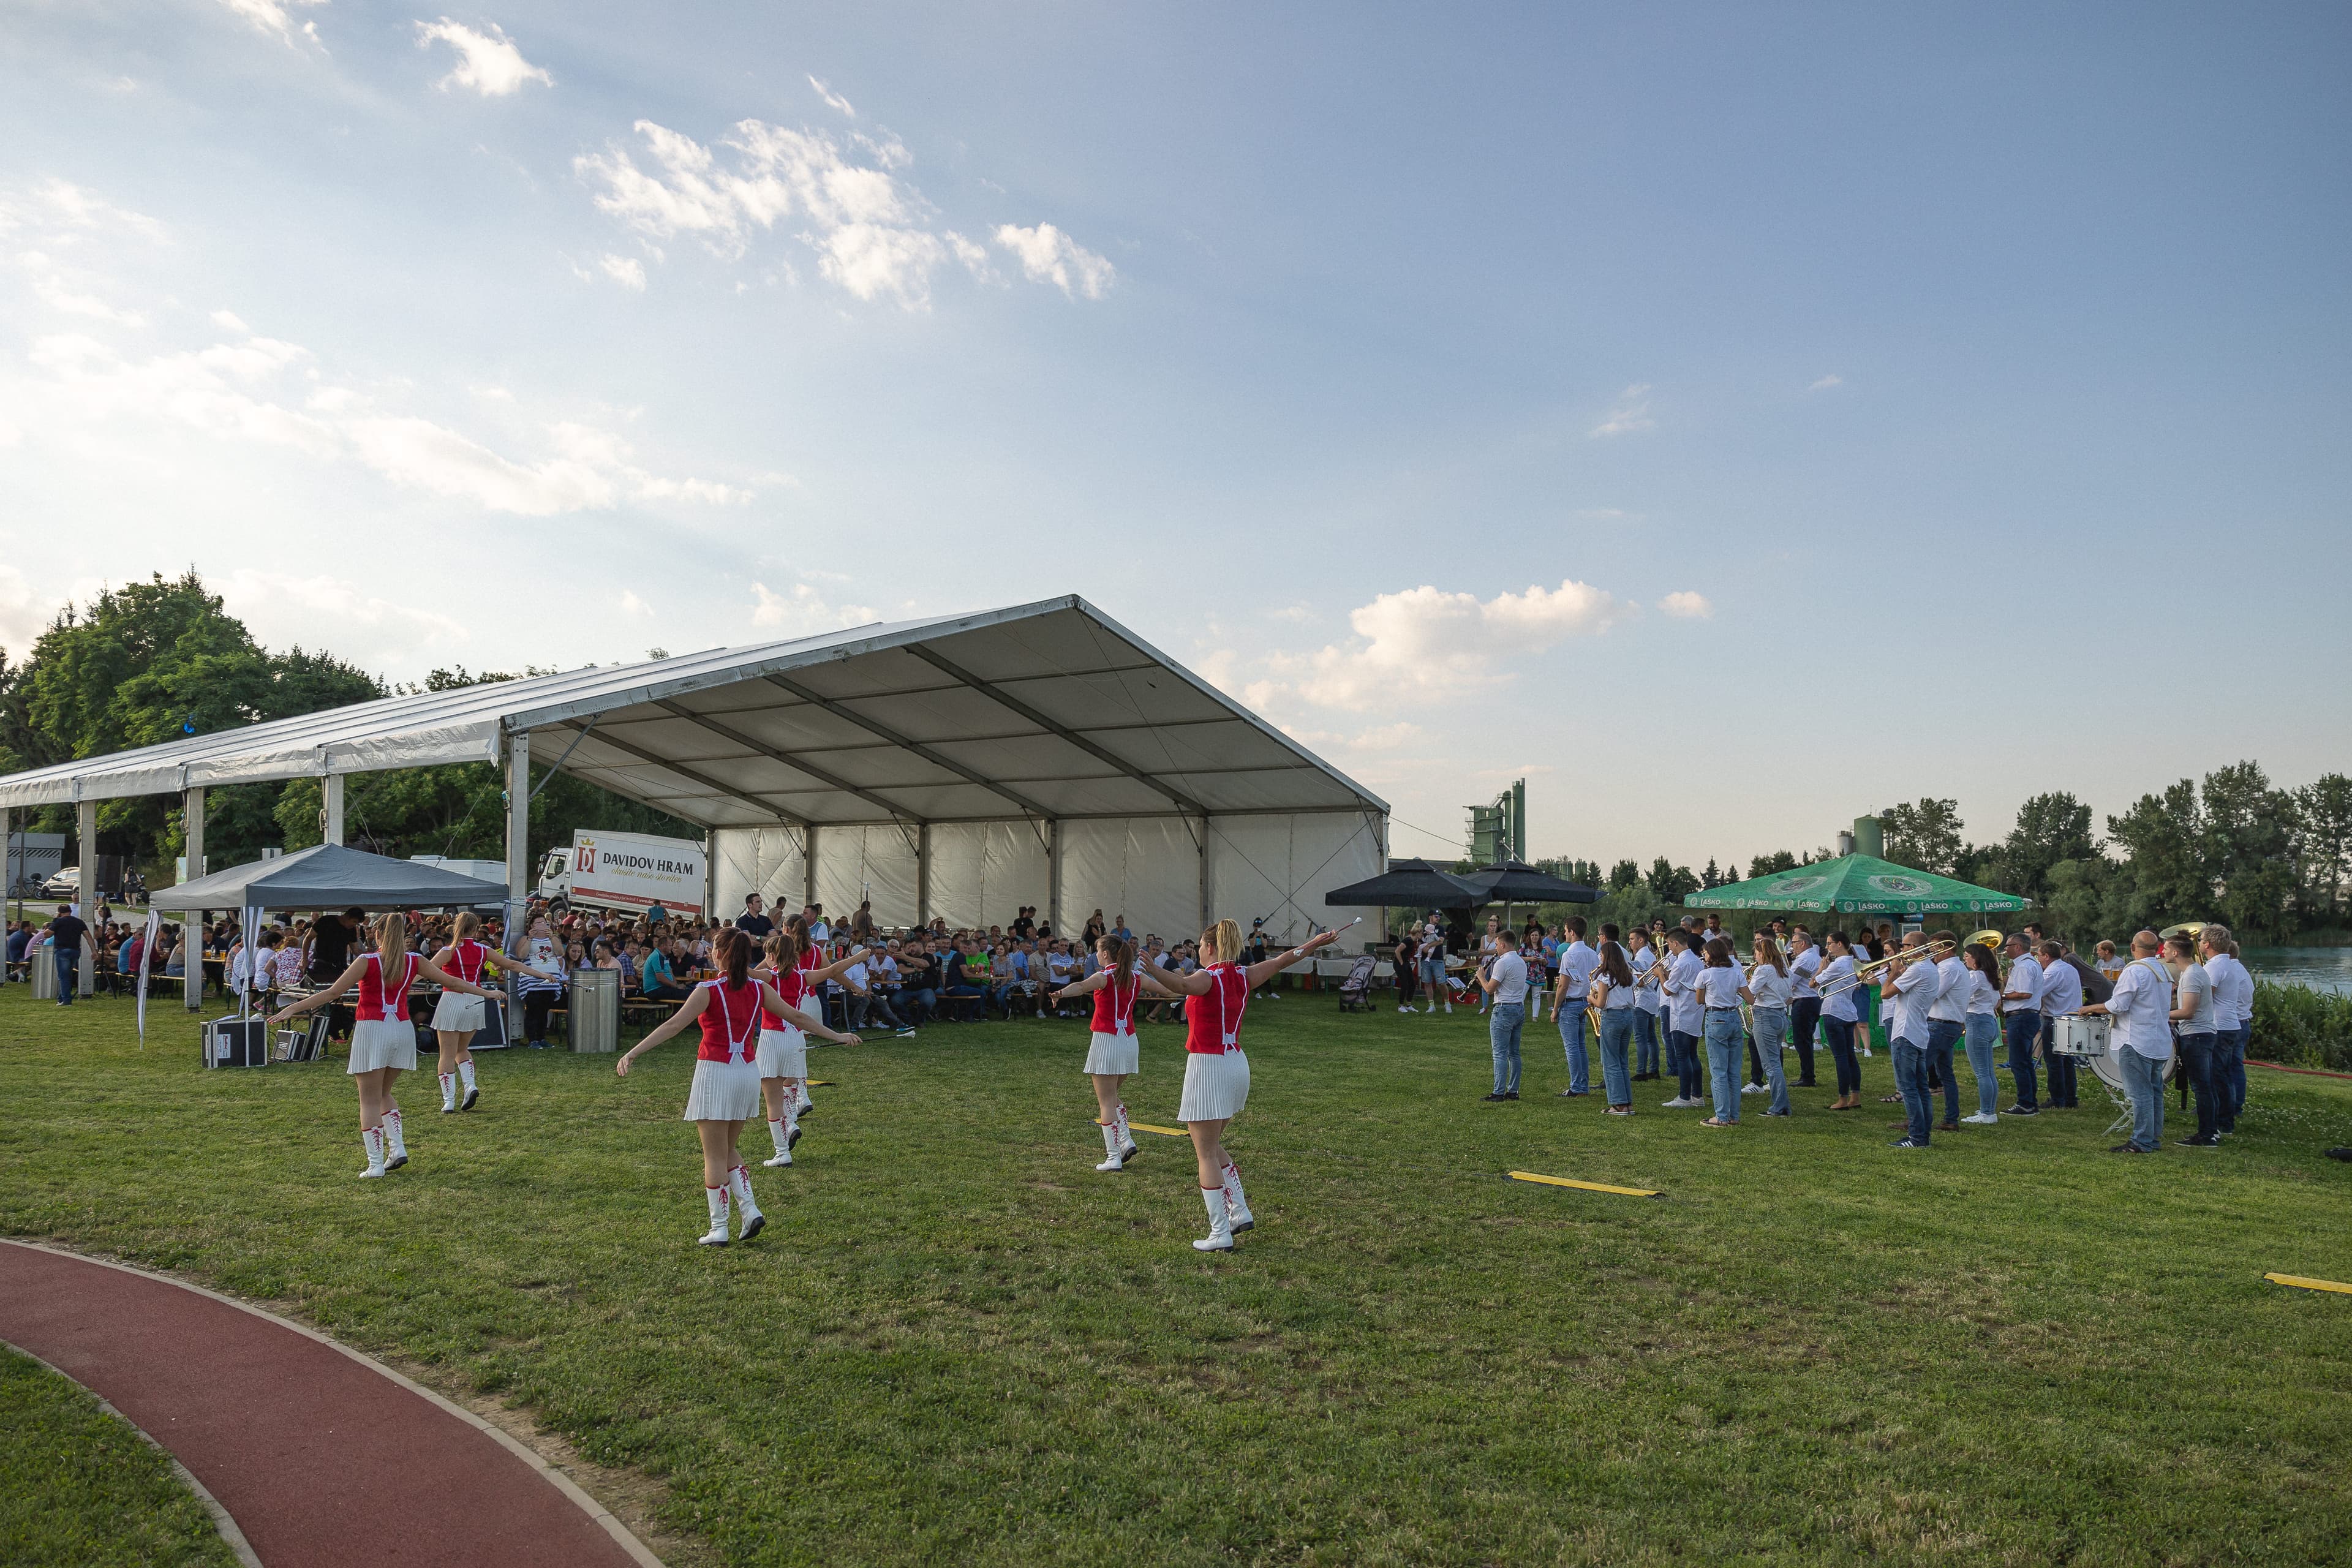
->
[0, 1240, 658, 1568]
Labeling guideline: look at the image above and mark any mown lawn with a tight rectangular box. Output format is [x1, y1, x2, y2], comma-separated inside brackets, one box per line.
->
[2, 984, 2348, 1566]
[0, 1344, 238, 1567]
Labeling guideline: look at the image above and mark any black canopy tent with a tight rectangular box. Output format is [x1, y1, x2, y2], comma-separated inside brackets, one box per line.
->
[1322, 859, 1488, 911]
[1461, 859, 1600, 905]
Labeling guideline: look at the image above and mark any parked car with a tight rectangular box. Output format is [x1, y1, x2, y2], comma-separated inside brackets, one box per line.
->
[41, 865, 80, 900]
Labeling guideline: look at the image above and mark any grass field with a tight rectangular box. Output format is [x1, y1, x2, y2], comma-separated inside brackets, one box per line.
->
[0, 1345, 239, 1567]
[3, 984, 2350, 1566]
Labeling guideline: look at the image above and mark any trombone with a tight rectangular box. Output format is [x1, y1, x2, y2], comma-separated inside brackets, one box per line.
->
[1814, 935, 1958, 1000]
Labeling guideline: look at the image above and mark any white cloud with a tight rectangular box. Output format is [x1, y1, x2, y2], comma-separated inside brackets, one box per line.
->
[598, 253, 647, 290]
[217, 0, 325, 45]
[617, 590, 654, 619]
[750, 579, 877, 636]
[1589, 383, 1655, 438]
[992, 222, 1115, 300]
[20, 255, 146, 326]
[0, 562, 41, 654]
[414, 18, 551, 96]
[1268, 579, 1631, 712]
[1, 180, 165, 242]
[1809, 373, 1842, 391]
[210, 309, 247, 331]
[808, 75, 856, 118]
[575, 118, 1111, 309]
[1659, 590, 1713, 619]
[217, 569, 468, 659]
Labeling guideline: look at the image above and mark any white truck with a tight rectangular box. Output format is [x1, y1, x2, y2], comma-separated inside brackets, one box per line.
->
[535, 829, 707, 918]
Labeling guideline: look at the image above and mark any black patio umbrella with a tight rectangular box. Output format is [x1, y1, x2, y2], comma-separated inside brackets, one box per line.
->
[1461, 859, 1600, 905]
[1323, 859, 1488, 910]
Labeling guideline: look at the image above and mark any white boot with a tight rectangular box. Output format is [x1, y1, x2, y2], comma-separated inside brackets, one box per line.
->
[358, 1126, 386, 1179]
[794, 1085, 813, 1117]
[763, 1117, 794, 1167]
[1444, 998, 1453, 1014]
[1222, 1160, 1254, 1232]
[1096, 1120, 1125, 1172]
[457, 1059, 479, 1110]
[698, 1184, 731, 1246]
[1193, 1185, 1235, 1251]
[439, 1072, 458, 1113]
[380, 1108, 409, 1170]
[729, 1165, 766, 1240]
[1114, 1102, 1138, 1163]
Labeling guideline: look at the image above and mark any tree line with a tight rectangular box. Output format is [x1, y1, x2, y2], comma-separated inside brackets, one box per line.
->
[0, 572, 695, 881]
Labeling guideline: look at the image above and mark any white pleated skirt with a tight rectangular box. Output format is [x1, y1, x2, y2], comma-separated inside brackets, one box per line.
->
[684, 1058, 761, 1122]
[756, 1026, 807, 1080]
[1084, 1029, 1139, 1076]
[428, 992, 484, 1032]
[347, 1019, 418, 1075]
[1177, 1049, 1250, 1123]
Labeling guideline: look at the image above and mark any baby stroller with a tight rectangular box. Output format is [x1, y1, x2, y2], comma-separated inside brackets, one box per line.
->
[1336, 953, 1379, 1012]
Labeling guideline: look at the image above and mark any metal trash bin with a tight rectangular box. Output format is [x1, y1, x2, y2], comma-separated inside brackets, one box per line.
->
[568, 967, 620, 1054]
[32, 952, 55, 1000]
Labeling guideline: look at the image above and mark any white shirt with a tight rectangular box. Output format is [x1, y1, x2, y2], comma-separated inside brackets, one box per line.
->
[2203, 952, 2253, 1030]
[1746, 963, 1792, 1010]
[1488, 950, 1528, 1006]
[2001, 954, 2043, 1014]
[1694, 964, 1744, 1011]
[1888, 954, 1939, 1044]
[2106, 956, 2174, 1059]
[1665, 949, 1705, 1033]
[1558, 940, 1597, 998]
[2038, 957, 2084, 1018]
[2173, 960, 2214, 1035]
[1627, 945, 1665, 1012]
[1819, 953, 1860, 1023]
[1928, 955, 1971, 1025]
[1597, 957, 1637, 1009]
[1966, 969, 2000, 1016]
[809, 921, 831, 943]
[1788, 947, 1821, 1000]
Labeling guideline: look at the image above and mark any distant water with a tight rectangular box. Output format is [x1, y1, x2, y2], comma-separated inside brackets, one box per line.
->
[2243, 948, 2352, 997]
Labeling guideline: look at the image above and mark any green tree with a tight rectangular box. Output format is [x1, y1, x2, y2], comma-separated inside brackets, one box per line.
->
[1607, 859, 1642, 892]
[2198, 761, 2298, 941]
[1746, 850, 1798, 880]
[1648, 858, 1698, 903]
[1880, 798, 1964, 875]
[2293, 773, 2352, 923]
[2044, 856, 2116, 946]
[2105, 781, 2206, 931]
[1998, 792, 2096, 905]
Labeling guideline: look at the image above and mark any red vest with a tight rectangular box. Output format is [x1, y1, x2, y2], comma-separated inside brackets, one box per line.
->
[441, 939, 488, 985]
[355, 952, 421, 1023]
[1091, 973, 1140, 1036]
[1183, 963, 1250, 1055]
[695, 979, 763, 1064]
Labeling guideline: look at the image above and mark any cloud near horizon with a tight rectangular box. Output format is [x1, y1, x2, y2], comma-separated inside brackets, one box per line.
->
[415, 18, 553, 97]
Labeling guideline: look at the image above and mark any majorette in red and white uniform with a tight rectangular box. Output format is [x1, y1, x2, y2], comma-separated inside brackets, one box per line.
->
[429, 938, 492, 1032]
[756, 955, 812, 1081]
[1175, 962, 1251, 1123]
[349, 952, 423, 1075]
[682, 976, 766, 1122]
[1083, 970, 1143, 1078]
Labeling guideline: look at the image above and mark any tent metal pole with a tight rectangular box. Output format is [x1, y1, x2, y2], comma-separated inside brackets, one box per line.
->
[1197, 813, 1211, 931]
[503, 729, 531, 917]
[182, 787, 205, 1012]
[803, 824, 818, 916]
[75, 795, 96, 995]
[322, 772, 345, 846]
[1047, 819, 1061, 937]
[917, 823, 930, 925]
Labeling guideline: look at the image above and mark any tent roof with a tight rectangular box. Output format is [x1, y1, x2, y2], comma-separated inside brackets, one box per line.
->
[1462, 859, 1600, 905]
[148, 843, 510, 912]
[0, 597, 1385, 827]
[1324, 859, 1488, 910]
[1684, 854, 2030, 914]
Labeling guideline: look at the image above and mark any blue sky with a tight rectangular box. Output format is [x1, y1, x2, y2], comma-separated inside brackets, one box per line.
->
[3, 1, 2346, 868]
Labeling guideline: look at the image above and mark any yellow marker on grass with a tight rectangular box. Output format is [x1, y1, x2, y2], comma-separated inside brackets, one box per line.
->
[1123, 1121, 1190, 1138]
[2264, 1272, 2352, 1295]
[1507, 1169, 1662, 1199]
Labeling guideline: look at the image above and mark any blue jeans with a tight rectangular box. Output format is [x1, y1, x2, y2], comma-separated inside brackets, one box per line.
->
[2214, 1024, 2248, 1129]
[1703, 1010, 1743, 1121]
[1822, 1014, 1861, 1094]
[1633, 1009, 1661, 1075]
[1964, 1012, 2001, 1117]
[1926, 1019, 1965, 1125]
[1751, 1006, 1790, 1114]
[2176, 1031, 2218, 1142]
[1597, 1008, 1634, 1106]
[2004, 1009, 2041, 1109]
[2120, 1047, 2168, 1149]
[53, 948, 77, 1004]
[1559, 1001, 1589, 1093]
[1489, 1002, 1524, 1095]
[1892, 1038, 1933, 1144]
[1668, 1028, 1702, 1101]
[2041, 1016, 2078, 1106]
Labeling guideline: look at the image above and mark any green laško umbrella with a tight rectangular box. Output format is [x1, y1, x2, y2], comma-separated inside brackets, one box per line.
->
[1684, 854, 2029, 916]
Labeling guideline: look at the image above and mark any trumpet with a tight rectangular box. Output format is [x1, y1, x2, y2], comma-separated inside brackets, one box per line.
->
[1815, 936, 1958, 1000]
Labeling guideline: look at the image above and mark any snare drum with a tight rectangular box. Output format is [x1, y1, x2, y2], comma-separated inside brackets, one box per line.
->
[2052, 1014, 2112, 1058]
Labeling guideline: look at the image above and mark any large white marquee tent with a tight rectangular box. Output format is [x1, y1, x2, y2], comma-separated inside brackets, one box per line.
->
[0, 597, 1389, 1002]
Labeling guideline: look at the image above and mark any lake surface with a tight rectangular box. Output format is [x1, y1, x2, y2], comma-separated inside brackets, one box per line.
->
[2243, 948, 2352, 997]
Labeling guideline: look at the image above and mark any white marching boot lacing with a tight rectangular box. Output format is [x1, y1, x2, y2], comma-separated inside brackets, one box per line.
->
[1096, 1120, 1125, 1172]
[1114, 1102, 1138, 1163]
[729, 1164, 765, 1240]
[1193, 1186, 1235, 1251]
[1222, 1161, 1253, 1232]
[458, 1059, 479, 1110]
[699, 1184, 731, 1246]
[439, 1072, 456, 1112]
[359, 1125, 386, 1179]
[380, 1109, 408, 1170]
[764, 1117, 794, 1167]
